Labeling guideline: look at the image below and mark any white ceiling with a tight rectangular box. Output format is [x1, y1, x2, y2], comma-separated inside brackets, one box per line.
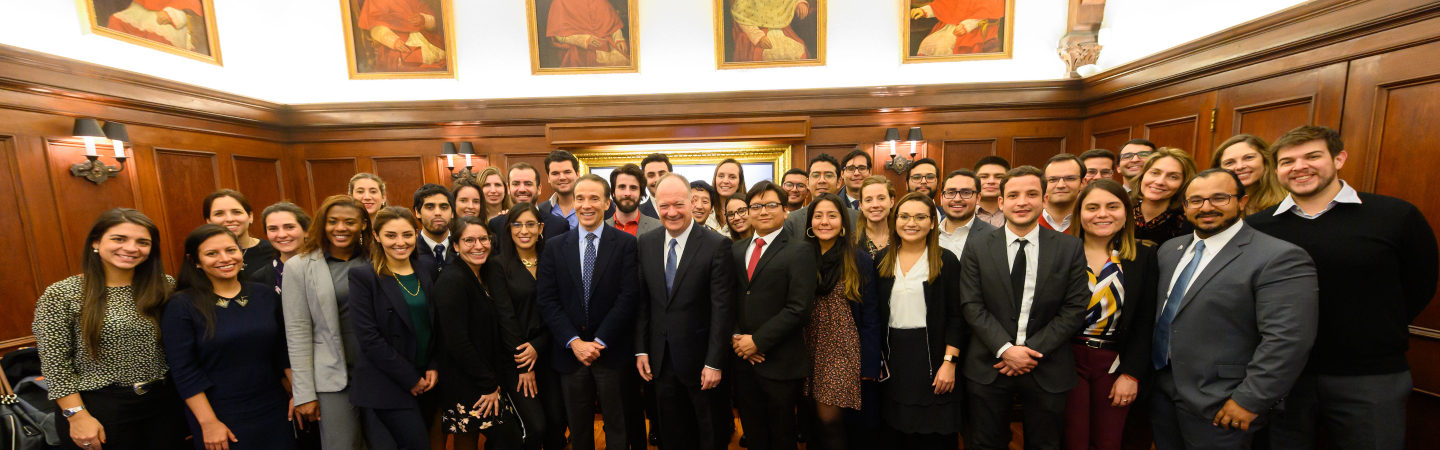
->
[1, 0, 1306, 105]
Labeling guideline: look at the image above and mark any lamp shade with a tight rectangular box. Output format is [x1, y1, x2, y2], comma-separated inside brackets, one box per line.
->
[883, 128, 901, 142]
[72, 118, 106, 138]
[442, 142, 457, 155]
[906, 127, 923, 142]
[101, 122, 130, 143]
[458, 142, 475, 155]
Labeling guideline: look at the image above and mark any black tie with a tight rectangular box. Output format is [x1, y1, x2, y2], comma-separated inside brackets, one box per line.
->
[434, 244, 445, 262]
[1011, 238, 1028, 310]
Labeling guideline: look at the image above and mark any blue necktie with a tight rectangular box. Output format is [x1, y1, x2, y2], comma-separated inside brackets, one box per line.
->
[1153, 240, 1206, 370]
[433, 244, 445, 263]
[583, 233, 597, 308]
[665, 239, 678, 295]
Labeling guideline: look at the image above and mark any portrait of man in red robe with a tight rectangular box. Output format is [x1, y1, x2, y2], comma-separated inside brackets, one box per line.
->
[89, 0, 213, 56]
[906, 0, 1007, 59]
[539, 0, 632, 69]
[351, 0, 450, 73]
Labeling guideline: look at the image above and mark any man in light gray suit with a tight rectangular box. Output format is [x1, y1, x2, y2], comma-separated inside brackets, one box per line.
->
[784, 153, 858, 233]
[1150, 169, 1319, 450]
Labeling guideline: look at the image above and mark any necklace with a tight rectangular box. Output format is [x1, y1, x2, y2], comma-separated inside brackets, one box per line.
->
[216, 294, 248, 308]
[520, 258, 538, 268]
[396, 276, 421, 296]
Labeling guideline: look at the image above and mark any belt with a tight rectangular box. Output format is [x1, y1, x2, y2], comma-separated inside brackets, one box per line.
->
[1071, 336, 1119, 351]
[105, 377, 165, 396]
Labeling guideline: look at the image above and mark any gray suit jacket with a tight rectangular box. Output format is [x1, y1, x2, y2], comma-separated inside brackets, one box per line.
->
[282, 250, 350, 405]
[782, 206, 859, 235]
[1155, 223, 1319, 416]
[607, 214, 660, 237]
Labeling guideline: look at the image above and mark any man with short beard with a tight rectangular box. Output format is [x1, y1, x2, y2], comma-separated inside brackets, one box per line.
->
[1040, 153, 1084, 232]
[489, 162, 569, 241]
[937, 169, 996, 260]
[606, 163, 661, 237]
[1247, 126, 1437, 450]
[412, 183, 454, 278]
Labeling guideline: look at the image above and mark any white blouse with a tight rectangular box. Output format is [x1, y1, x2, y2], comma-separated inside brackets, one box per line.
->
[888, 249, 930, 329]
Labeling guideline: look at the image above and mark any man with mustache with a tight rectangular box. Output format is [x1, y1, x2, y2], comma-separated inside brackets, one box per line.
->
[1040, 153, 1084, 232]
[1118, 139, 1157, 192]
[412, 183, 455, 279]
[1247, 126, 1437, 450]
[785, 154, 858, 233]
[959, 165, 1089, 450]
[973, 156, 1010, 228]
[606, 163, 660, 237]
[638, 153, 670, 219]
[489, 162, 569, 241]
[1149, 168, 1318, 450]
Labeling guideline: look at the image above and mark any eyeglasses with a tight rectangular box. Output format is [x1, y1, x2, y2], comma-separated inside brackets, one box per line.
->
[458, 235, 495, 247]
[941, 189, 977, 199]
[809, 172, 837, 180]
[1119, 151, 1154, 160]
[739, 202, 784, 214]
[1086, 169, 1115, 177]
[1184, 194, 1235, 209]
[908, 174, 937, 182]
[896, 213, 932, 223]
[724, 209, 748, 219]
[782, 182, 807, 190]
[842, 165, 870, 174]
[510, 221, 540, 230]
[1046, 175, 1081, 184]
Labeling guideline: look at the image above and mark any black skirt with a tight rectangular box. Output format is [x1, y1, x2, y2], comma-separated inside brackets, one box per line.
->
[881, 328, 963, 435]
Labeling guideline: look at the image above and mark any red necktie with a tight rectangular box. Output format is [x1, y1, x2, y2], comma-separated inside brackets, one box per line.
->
[747, 238, 766, 280]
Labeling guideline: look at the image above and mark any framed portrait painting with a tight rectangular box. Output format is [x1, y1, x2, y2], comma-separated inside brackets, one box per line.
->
[77, 0, 222, 65]
[526, 0, 639, 74]
[338, 0, 458, 80]
[901, 0, 1014, 64]
[714, 0, 825, 69]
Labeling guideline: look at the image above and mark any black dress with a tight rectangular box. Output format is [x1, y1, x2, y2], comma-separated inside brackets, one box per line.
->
[431, 260, 523, 449]
[487, 254, 567, 450]
[240, 240, 277, 282]
[160, 282, 296, 450]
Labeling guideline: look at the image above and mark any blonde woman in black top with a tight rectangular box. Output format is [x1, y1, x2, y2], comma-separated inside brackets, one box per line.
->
[32, 208, 187, 450]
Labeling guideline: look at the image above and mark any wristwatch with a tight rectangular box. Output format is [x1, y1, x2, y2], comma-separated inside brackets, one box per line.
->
[62, 406, 86, 418]
[943, 354, 957, 363]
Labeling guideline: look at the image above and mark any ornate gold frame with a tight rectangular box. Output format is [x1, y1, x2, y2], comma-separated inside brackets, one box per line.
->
[338, 0, 458, 80]
[76, 0, 223, 66]
[572, 144, 792, 181]
[525, 0, 641, 75]
[900, 0, 1015, 64]
[713, 0, 826, 70]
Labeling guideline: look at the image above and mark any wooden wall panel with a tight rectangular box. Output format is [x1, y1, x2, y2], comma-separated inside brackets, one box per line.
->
[1090, 127, 1131, 152]
[494, 152, 553, 202]
[942, 139, 997, 175]
[1213, 62, 1348, 164]
[232, 156, 285, 238]
[43, 140, 143, 275]
[1083, 92, 1218, 166]
[371, 156, 427, 210]
[1144, 116, 1200, 155]
[0, 137, 40, 344]
[152, 149, 221, 272]
[306, 158, 359, 207]
[1011, 137, 1067, 168]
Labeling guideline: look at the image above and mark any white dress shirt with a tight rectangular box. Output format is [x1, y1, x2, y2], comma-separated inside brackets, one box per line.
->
[888, 249, 930, 329]
[1041, 208, 1071, 232]
[745, 227, 785, 267]
[568, 223, 606, 349]
[1273, 180, 1363, 219]
[421, 231, 448, 256]
[1163, 220, 1246, 309]
[997, 225, 1040, 357]
[938, 216, 976, 260]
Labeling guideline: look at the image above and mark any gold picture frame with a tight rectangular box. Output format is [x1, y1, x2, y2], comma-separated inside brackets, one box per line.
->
[338, 0, 458, 80]
[714, 0, 825, 70]
[572, 144, 792, 181]
[900, 0, 1015, 64]
[525, 0, 640, 75]
[76, 0, 223, 65]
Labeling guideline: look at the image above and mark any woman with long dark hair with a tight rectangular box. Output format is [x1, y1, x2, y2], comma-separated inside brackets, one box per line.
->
[488, 202, 568, 450]
[801, 194, 882, 450]
[162, 224, 296, 450]
[432, 216, 525, 450]
[874, 193, 966, 449]
[725, 193, 753, 241]
[203, 190, 276, 281]
[33, 208, 188, 450]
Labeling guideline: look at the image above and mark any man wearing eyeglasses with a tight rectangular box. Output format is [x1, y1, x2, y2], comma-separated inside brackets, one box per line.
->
[784, 154, 859, 233]
[1118, 139, 1157, 192]
[906, 158, 942, 219]
[1040, 153, 1085, 232]
[781, 169, 810, 213]
[839, 147, 872, 210]
[1079, 149, 1118, 185]
[938, 169, 996, 261]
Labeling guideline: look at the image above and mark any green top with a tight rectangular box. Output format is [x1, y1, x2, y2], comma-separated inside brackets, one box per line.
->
[397, 274, 431, 371]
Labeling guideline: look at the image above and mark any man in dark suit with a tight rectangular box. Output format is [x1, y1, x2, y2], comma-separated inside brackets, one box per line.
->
[488, 162, 568, 241]
[1150, 169, 1319, 450]
[535, 174, 643, 450]
[412, 183, 455, 278]
[959, 165, 1090, 449]
[838, 146, 872, 210]
[635, 173, 737, 450]
[637, 153, 670, 219]
[732, 180, 818, 450]
[938, 169, 997, 260]
[783, 154, 858, 233]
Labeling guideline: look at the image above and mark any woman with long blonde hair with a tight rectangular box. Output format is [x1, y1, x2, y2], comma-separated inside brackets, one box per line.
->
[1211, 134, 1287, 215]
[1127, 147, 1197, 244]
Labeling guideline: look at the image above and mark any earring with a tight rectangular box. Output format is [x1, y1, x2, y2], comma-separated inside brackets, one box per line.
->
[806, 228, 816, 238]
[840, 228, 846, 236]
[93, 249, 98, 253]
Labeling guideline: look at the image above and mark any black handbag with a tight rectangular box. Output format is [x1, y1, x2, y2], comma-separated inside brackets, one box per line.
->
[0, 370, 58, 450]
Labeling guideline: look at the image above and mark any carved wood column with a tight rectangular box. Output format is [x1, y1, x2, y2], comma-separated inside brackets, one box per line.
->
[1059, 0, 1106, 78]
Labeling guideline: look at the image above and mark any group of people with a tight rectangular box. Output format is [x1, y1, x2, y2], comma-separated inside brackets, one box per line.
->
[30, 125, 1437, 450]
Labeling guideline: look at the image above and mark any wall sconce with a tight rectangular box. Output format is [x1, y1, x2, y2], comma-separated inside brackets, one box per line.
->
[883, 127, 926, 175]
[443, 141, 478, 181]
[69, 119, 129, 185]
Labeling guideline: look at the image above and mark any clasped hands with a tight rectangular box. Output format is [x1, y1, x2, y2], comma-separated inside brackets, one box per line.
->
[732, 334, 765, 364]
[571, 339, 605, 366]
[409, 370, 438, 396]
[993, 345, 1043, 376]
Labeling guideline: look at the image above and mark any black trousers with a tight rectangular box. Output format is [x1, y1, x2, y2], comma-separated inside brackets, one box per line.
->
[732, 359, 801, 450]
[966, 374, 1067, 450]
[361, 389, 437, 450]
[655, 350, 732, 450]
[60, 382, 189, 450]
[560, 363, 631, 450]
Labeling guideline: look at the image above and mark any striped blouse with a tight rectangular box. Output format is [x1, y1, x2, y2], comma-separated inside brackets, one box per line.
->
[1080, 257, 1124, 337]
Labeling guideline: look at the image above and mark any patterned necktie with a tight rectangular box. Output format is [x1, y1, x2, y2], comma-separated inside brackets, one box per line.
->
[747, 238, 766, 280]
[1153, 240, 1206, 370]
[583, 233, 597, 308]
[1010, 238, 1028, 311]
[665, 239, 678, 295]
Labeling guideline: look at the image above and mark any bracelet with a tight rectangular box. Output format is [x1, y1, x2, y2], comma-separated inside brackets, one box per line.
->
[1120, 374, 1138, 383]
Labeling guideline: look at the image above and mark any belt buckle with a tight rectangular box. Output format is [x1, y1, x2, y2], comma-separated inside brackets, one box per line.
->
[1084, 338, 1104, 349]
[133, 380, 154, 396]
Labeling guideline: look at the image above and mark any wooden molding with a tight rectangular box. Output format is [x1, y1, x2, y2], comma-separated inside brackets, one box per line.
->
[546, 117, 811, 147]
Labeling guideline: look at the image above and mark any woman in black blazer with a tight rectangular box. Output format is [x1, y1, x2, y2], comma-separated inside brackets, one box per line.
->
[431, 216, 524, 450]
[1062, 180, 1160, 450]
[487, 203, 566, 450]
[873, 193, 967, 449]
[347, 207, 440, 450]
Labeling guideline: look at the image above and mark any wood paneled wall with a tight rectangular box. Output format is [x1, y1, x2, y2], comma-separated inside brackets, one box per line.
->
[3, 0, 1440, 447]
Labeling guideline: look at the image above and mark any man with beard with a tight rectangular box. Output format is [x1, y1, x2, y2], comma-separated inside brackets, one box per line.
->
[938, 169, 996, 260]
[412, 183, 455, 278]
[607, 163, 660, 236]
[1149, 169, 1318, 450]
[973, 156, 1010, 228]
[1118, 139, 1157, 192]
[490, 162, 569, 241]
[1040, 153, 1084, 232]
[541, 150, 582, 230]
[781, 168, 810, 213]
[638, 153, 671, 219]
[784, 154, 858, 233]
[1247, 126, 1437, 450]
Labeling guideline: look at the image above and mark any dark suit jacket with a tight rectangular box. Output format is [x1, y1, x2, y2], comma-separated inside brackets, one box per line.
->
[1110, 242, 1161, 382]
[1156, 224, 1318, 416]
[635, 224, 737, 384]
[414, 239, 456, 280]
[874, 248, 967, 375]
[431, 260, 509, 401]
[959, 227, 1089, 393]
[489, 207, 569, 245]
[535, 225, 642, 373]
[347, 258, 439, 409]
[248, 258, 279, 291]
[732, 229, 818, 381]
[485, 253, 552, 360]
[638, 200, 659, 219]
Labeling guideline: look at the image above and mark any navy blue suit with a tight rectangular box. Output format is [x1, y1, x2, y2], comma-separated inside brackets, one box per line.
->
[347, 258, 439, 450]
